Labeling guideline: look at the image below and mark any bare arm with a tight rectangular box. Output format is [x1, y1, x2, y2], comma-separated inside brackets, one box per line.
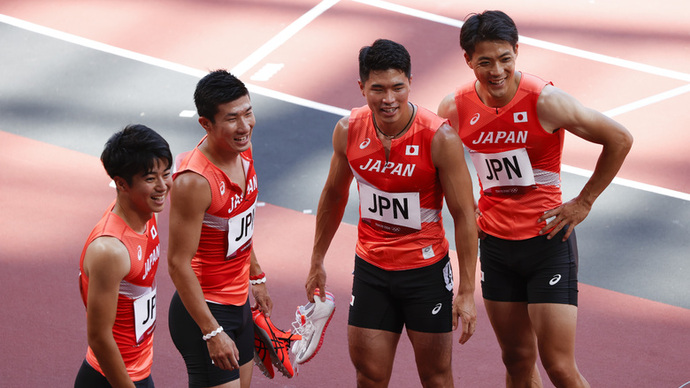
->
[305, 117, 354, 302]
[432, 123, 479, 344]
[167, 172, 239, 370]
[537, 85, 634, 240]
[249, 248, 272, 315]
[437, 93, 461, 131]
[83, 237, 136, 388]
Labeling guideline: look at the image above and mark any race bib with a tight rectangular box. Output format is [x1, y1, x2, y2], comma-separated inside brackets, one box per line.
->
[227, 201, 256, 256]
[470, 148, 537, 195]
[133, 287, 156, 343]
[359, 183, 421, 234]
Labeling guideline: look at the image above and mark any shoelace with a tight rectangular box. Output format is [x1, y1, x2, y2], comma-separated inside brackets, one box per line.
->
[291, 308, 316, 355]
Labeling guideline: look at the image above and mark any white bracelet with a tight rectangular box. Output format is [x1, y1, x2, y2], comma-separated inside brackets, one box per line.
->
[202, 326, 224, 341]
[250, 276, 267, 285]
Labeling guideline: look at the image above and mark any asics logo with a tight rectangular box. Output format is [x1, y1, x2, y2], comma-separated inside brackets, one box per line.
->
[432, 303, 442, 315]
[359, 138, 371, 149]
[470, 113, 480, 125]
[549, 274, 562, 286]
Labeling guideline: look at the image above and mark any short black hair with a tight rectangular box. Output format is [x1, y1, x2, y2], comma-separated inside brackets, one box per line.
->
[101, 124, 172, 185]
[460, 10, 519, 59]
[358, 39, 412, 83]
[194, 70, 249, 123]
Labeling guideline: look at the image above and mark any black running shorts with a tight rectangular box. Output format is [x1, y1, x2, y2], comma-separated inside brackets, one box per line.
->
[349, 255, 454, 333]
[168, 292, 253, 388]
[480, 228, 579, 306]
[74, 359, 154, 388]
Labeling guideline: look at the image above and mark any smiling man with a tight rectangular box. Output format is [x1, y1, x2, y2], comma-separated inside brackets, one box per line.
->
[75, 124, 172, 388]
[438, 10, 633, 388]
[167, 70, 273, 388]
[305, 39, 478, 387]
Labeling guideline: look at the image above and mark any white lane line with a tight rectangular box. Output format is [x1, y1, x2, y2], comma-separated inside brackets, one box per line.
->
[246, 83, 350, 117]
[353, 0, 690, 83]
[562, 165, 690, 202]
[351, 0, 463, 27]
[0, 14, 208, 78]
[230, 0, 340, 77]
[1, 13, 688, 201]
[604, 84, 690, 117]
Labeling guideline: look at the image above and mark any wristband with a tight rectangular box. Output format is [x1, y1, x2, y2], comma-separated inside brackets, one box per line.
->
[202, 326, 224, 341]
[249, 272, 266, 285]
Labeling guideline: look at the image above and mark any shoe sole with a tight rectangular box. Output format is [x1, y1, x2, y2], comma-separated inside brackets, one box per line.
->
[254, 318, 296, 378]
[296, 305, 335, 365]
[253, 333, 274, 379]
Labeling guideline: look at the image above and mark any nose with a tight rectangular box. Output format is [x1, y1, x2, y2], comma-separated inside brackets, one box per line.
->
[156, 175, 171, 191]
[489, 61, 503, 76]
[238, 116, 253, 132]
[383, 90, 396, 104]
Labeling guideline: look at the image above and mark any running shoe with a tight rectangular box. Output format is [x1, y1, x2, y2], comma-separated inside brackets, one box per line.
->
[252, 308, 301, 378]
[290, 289, 335, 364]
[253, 331, 274, 379]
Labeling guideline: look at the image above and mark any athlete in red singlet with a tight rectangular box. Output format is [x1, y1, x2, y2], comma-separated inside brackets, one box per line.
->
[75, 124, 172, 388]
[305, 39, 478, 387]
[438, 11, 633, 388]
[167, 70, 272, 388]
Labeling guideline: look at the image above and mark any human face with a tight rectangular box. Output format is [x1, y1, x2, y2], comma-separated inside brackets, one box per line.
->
[465, 41, 519, 107]
[121, 158, 172, 215]
[359, 69, 411, 130]
[201, 95, 255, 155]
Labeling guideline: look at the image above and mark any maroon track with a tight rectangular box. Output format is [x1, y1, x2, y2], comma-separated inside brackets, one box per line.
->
[1, 1, 689, 387]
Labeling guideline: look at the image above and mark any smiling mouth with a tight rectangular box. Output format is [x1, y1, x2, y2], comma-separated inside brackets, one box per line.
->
[489, 78, 505, 86]
[151, 194, 166, 203]
[381, 106, 398, 116]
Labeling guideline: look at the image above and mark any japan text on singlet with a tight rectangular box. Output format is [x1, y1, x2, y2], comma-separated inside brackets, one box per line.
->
[454, 72, 564, 240]
[79, 201, 160, 381]
[346, 104, 449, 271]
[174, 136, 258, 305]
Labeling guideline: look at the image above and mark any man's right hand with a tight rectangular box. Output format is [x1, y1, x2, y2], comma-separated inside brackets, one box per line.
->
[206, 331, 240, 370]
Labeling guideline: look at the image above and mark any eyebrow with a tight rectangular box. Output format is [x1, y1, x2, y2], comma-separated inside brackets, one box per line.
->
[224, 106, 253, 118]
[371, 82, 406, 88]
[477, 50, 513, 61]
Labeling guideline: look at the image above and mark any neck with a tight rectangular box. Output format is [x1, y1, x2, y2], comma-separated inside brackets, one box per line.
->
[113, 200, 150, 234]
[200, 138, 242, 170]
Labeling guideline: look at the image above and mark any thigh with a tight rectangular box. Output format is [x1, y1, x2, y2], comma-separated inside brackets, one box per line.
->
[526, 230, 579, 306]
[348, 325, 401, 382]
[168, 292, 246, 388]
[406, 330, 454, 381]
[211, 300, 253, 367]
[480, 235, 528, 302]
[349, 256, 404, 333]
[528, 303, 579, 364]
[397, 256, 454, 333]
[484, 300, 537, 354]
